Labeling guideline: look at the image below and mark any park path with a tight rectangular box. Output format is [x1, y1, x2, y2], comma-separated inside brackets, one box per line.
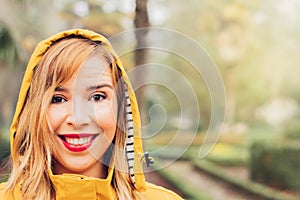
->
[162, 160, 263, 200]
[145, 159, 300, 200]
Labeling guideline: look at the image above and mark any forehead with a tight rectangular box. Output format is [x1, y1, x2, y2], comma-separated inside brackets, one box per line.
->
[76, 56, 112, 81]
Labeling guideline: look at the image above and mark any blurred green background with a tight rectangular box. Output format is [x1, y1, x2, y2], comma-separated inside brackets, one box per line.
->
[1, 0, 300, 199]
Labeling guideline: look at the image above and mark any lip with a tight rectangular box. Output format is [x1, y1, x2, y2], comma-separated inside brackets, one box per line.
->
[57, 133, 99, 152]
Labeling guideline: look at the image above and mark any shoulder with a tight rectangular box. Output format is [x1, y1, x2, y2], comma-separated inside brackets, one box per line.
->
[0, 181, 7, 192]
[139, 182, 184, 200]
[0, 182, 21, 199]
[0, 181, 7, 188]
[0, 182, 9, 199]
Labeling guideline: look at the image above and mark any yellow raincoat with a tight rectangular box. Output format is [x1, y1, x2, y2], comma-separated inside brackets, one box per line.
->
[0, 29, 183, 199]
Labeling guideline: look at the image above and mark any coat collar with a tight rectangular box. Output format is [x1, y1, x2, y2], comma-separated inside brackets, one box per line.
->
[49, 167, 116, 200]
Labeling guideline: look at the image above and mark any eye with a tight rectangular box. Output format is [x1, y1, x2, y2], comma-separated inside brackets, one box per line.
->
[90, 93, 107, 102]
[51, 95, 66, 104]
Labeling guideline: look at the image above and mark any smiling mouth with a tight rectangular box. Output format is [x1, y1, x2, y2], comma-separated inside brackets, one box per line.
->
[58, 134, 98, 152]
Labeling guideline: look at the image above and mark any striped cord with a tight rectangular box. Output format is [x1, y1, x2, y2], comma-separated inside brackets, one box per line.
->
[124, 83, 136, 184]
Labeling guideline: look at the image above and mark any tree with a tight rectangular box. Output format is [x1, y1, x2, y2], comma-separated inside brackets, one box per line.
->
[134, 0, 150, 127]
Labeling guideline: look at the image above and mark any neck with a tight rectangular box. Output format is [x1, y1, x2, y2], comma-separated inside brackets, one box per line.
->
[52, 160, 108, 179]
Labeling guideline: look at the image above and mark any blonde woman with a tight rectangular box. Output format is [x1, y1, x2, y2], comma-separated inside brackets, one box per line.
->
[0, 29, 183, 200]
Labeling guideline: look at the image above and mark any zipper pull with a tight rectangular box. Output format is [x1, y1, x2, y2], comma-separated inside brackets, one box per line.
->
[144, 151, 154, 167]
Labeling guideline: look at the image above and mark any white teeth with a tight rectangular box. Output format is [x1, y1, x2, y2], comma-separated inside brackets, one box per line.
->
[65, 136, 93, 145]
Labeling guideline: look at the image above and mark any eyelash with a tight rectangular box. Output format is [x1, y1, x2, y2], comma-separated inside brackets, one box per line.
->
[51, 95, 67, 104]
[89, 93, 107, 102]
[51, 93, 107, 104]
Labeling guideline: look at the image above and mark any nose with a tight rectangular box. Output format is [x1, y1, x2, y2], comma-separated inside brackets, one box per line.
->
[66, 98, 92, 129]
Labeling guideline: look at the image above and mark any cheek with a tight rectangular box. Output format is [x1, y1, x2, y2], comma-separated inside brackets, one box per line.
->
[47, 106, 66, 131]
[94, 102, 118, 137]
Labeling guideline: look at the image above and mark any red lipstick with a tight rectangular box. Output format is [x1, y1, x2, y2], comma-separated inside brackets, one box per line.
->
[58, 133, 98, 152]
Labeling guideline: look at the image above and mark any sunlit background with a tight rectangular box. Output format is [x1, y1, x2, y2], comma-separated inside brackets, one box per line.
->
[1, 0, 300, 199]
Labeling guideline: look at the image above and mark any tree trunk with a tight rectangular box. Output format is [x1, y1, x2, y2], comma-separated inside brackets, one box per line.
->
[134, 0, 149, 128]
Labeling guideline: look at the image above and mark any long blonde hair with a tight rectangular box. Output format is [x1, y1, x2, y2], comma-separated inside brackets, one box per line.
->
[6, 37, 138, 199]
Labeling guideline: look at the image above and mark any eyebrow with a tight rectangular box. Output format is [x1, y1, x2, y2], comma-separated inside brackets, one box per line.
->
[55, 86, 68, 92]
[87, 84, 114, 91]
[55, 84, 114, 92]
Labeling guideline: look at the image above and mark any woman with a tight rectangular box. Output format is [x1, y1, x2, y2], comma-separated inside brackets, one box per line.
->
[0, 29, 182, 199]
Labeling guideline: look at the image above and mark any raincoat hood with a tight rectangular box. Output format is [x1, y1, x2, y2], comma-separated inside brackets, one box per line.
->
[9, 29, 146, 195]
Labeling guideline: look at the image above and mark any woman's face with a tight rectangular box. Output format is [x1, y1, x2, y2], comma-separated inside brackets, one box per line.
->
[47, 56, 118, 178]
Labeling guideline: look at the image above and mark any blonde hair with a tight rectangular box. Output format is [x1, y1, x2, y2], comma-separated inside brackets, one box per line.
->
[6, 37, 138, 199]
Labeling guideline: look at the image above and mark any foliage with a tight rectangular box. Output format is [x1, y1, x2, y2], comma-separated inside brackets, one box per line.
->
[149, 0, 300, 124]
[0, 25, 19, 66]
[146, 131, 205, 147]
[244, 125, 282, 144]
[250, 140, 300, 192]
[0, 129, 10, 173]
[285, 119, 300, 140]
[202, 143, 248, 166]
[0, 142, 9, 163]
[146, 139, 248, 167]
[147, 130, 247, 148]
